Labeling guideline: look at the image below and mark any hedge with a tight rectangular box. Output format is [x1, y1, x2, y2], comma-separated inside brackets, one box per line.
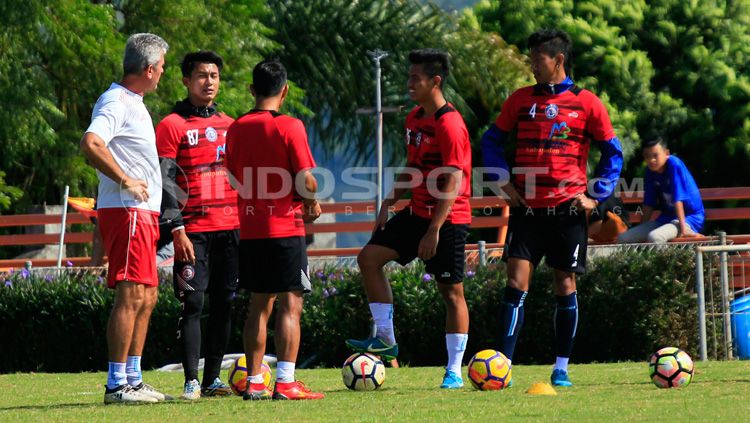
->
[0, 248, 698, 373]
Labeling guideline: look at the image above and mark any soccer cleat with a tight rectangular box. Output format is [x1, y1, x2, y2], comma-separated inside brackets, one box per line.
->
[272, 380, 325, 400]
[201, 378, 233, 397]
[550, 369, 573, 387]
[345, 337, 399, 361]
[104, 384, 158, 404]
[133, 382, 173, 401]
[181, 379, 201, 400]
[440, 370, 464, 389]
[243, 382, 273, 401]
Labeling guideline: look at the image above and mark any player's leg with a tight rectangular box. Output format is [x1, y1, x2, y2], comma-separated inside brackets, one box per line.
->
[201, 230, 239, 397]
[173, 232, 209, 400]
[243, 292, 276, 400]
[430, 223, 469, 389]
[270, 236, 323, 400]
[99, 208, 158, 404]
[498, 209, 542, 366]
[546, 204, 587, 387]
[551, 269, 577, 387]
[347, 210, 422, 359]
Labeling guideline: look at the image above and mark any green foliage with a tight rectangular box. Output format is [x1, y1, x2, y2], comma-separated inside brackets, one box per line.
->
[264, 0, 531, 163]
[0, 248, 698, 372]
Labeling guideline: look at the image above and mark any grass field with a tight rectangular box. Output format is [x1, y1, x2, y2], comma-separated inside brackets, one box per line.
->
[1, 361, 749, 422]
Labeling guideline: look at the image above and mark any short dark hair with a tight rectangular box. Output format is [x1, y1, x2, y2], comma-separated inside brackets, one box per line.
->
[408, 49, 450, 88]
[180, 51, 223, 77]
[642, 136, 668, 150]
[528, 29, 572, 74]
[252, 59, 287, 97]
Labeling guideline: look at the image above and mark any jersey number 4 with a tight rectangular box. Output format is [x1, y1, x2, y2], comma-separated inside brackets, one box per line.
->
[528, 103, 537, 119]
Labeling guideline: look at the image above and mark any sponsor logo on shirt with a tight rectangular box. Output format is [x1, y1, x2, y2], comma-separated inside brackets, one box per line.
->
[568, 111, 579, 118]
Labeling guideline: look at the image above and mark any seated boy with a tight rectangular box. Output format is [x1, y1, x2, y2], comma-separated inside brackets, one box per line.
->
[617, 137, 704, 244]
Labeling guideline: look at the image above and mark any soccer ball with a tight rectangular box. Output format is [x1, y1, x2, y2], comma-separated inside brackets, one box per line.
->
[649, 347, 694, 388]
[228, 356, 272, 395]
[468, 349, 512, 390]
[342, 352, 386, 391]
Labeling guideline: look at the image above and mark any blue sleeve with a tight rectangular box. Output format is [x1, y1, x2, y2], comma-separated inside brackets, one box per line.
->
[481, 124, 509, 182]
[668, 160, 690, 202]
[591, 136, 624, 200]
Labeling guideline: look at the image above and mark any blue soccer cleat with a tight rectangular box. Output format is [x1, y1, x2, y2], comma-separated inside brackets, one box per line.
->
[550, 369, 573, 387]
[440, 370, 464, 389]
[345, 337, 399, 361]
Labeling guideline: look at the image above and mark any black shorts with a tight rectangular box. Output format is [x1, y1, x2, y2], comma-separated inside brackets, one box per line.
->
[367, 209, 469, 284]
[502, 200, 588, 274]
[239, 236, 311, 294]
[173, 230, 239, 299]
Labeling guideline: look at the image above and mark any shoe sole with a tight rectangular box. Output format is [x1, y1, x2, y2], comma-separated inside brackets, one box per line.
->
[202, 389, 233, 397]
[243, 392, 272, 401]
[272, 393, 324, 400]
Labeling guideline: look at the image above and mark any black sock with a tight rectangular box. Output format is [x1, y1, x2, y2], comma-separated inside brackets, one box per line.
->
[179, 291, 204, 382]
[202, 290, 234, 386]
[498, 286, 528, 362]
[554, 291, 578, 359]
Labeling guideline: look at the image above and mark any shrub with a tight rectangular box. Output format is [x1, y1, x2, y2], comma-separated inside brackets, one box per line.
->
[0, 248, 697, 373]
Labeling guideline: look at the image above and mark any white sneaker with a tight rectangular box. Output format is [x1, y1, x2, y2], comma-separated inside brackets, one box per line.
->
[182, 379, 201, 401]
[104, 384, 158, 404]
[133, 382, 173, 401]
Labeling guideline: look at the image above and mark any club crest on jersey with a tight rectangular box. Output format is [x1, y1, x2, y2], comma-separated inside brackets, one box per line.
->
[545, 104, 559, 119]
[181, 265, 195, 281]
[205, 127, 218, 142]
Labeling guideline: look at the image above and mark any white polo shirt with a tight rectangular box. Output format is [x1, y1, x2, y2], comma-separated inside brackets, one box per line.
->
[86, 83, 162, 213]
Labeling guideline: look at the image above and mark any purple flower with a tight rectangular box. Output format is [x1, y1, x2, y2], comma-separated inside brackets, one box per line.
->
[8, 269, 14, 275]
[96, 276, 104, 284]
[339, 273, 345, 281]
[466, 270, 475, 278]
[45, 274, 54, 282]
[65, 260, 73, 267]
[322, 288, 330, 298]
[328, 287, 338, 296]
[4, 280, 11, 287]
[21, 269, 29, 279]
[422, 274, 432, 282]
[328, 273, 336, 282]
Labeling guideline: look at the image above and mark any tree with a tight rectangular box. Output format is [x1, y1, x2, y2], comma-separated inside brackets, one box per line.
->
[264, 0, 531, 163]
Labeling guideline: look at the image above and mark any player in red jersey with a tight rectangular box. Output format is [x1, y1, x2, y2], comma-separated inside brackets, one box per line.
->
[80, 33, 171, 404]
[346, 49, 472, 389]
[156, 51, 239, 400]
[225, 59, 324, 401]
[481, 29, 624, 387]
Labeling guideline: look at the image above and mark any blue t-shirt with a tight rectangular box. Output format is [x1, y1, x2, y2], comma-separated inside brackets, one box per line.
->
[644, 155, 704, 232]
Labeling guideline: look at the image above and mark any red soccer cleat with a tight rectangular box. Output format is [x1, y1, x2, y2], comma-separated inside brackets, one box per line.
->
[272, 380, 325, 400]
[243, 382, 272, 401]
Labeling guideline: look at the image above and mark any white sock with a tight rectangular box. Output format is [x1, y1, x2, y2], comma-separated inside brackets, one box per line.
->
[126, 355, 142, 386]
[554, 356, 569, 372]
[248, 374, 265, 384]
[276, 361, 295, 383]
[369, 302, 395, 345]
[445, 333, 468, 376]
[107, 362, 127, 390]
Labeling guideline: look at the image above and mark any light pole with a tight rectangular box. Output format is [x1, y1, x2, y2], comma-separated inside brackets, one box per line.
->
[369, 49, 388, 217]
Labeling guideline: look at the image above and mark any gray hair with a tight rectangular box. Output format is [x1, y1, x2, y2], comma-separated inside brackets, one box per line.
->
[122, 33, 169, 76]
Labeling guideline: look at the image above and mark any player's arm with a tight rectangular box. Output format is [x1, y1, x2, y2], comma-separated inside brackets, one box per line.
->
[418, 167, 461, 260]
[80, 132, 149, 202]
[585, 94, 624, 202]
[481, 93, 526, 207]
[299, 169, 321, 222]
[673, 201, 694, 237]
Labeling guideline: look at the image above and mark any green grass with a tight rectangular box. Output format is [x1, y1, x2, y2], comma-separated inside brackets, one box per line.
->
[1, 361, 749, 422]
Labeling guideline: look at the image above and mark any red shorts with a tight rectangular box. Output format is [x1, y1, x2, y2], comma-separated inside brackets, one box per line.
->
[98, 208, 160, 289]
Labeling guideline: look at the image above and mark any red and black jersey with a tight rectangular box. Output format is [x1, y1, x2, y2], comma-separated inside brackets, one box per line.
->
[404, 103, 472, 224]
[495, 84, 616, 208]
[156, 107, 238, 233]
[225, 110, 316, 240]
